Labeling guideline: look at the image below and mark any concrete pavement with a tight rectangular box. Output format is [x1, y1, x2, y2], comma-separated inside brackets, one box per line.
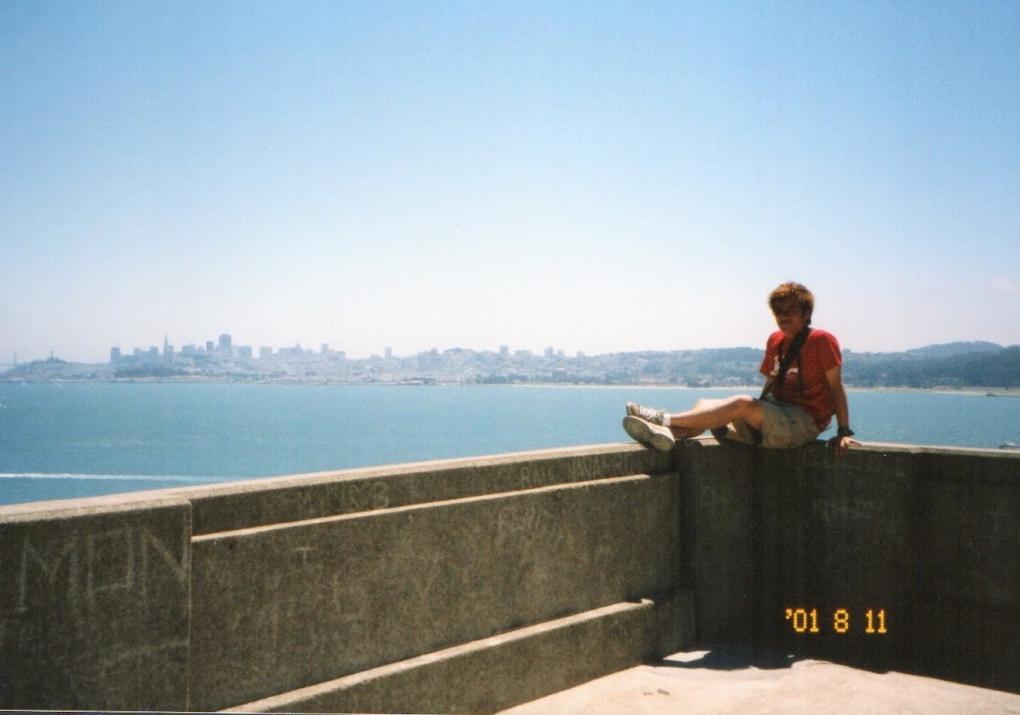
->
[499, 649, 1020, 715]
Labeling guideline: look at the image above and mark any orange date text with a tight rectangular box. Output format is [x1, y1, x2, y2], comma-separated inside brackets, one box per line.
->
[784, 607, 888, 635]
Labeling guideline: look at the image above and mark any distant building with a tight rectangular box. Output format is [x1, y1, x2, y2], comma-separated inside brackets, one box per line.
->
[259, 346, 273, 359]
[321, 343, 330, 354]
[218, 334, 232, 355]
[544, 347, 555, 358]
[237, 346, 253, 359]
[385, 346, 393, 360]
[500, 345, 509, 357]
[206, 341, 215, 353]
[110, 347, 121, 365]
[181, 344, 198, 356]
[336, 350, 347, 360]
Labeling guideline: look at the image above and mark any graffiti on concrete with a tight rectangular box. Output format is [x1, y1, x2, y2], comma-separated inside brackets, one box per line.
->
[5, 524, 189, 622]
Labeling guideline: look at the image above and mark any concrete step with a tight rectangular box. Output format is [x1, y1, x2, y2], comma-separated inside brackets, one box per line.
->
[190, 472, 682, 710]
[223, 591, 694, 714]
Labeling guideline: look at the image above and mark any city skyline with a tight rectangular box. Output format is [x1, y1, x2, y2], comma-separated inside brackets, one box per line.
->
[2, 325, 1013, 370]
[4, 327, 1014, 390]
[2, 2, 1019, 364]
[101, 331, 603, 364]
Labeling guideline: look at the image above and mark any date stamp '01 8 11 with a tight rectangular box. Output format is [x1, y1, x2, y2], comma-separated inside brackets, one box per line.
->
[784, 607, 888, 635]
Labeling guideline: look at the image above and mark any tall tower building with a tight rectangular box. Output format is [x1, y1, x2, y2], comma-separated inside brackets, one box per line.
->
[219, 334, 232, 355]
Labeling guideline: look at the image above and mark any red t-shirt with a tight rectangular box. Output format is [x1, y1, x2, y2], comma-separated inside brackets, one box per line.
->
[759, 329, 842, 430]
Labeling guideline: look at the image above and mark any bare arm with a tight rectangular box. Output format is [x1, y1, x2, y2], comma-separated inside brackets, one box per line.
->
[825, 365, 858, 456]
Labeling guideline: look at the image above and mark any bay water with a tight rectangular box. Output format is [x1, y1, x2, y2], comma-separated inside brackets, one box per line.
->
[1, 382, 1018, 506]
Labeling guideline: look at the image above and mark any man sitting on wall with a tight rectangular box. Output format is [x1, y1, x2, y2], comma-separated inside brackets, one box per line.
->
[623, 282, 859, 456]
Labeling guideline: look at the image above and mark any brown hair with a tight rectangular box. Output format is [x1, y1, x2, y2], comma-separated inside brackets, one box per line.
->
[768, 282, 814, 325]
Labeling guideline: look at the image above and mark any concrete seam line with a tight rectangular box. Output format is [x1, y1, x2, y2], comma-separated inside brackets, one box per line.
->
[221, 598, 659, 713]
[192, 472, 661, 543]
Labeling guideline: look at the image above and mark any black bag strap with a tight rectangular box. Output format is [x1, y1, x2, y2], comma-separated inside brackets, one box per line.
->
[760, 327, 811, 400]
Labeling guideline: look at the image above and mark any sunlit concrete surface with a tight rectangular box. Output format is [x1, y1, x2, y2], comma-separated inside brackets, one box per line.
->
[499, 649, 1020, 715]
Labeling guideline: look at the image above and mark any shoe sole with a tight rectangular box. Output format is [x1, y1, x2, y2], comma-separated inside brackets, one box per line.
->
[622, 415, 676, 452]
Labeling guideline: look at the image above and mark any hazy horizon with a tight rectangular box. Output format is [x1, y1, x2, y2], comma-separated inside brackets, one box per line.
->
[4, 332, 1014, 367]
[3, 2, 1018, 364]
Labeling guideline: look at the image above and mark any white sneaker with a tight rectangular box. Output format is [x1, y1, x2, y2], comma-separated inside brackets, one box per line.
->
[626, 401, 666, 425]
[623, 415, 676, 452]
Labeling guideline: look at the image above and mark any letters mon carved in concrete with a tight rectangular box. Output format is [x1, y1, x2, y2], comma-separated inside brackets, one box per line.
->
[0, 499, 191, 711]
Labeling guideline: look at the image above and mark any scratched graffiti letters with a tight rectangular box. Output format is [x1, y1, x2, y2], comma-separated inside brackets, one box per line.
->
[8, 525, 188, 621]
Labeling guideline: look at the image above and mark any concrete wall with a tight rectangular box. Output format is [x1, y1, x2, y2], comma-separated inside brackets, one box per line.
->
[0, 498, 192, 710]
[0, 444, 685, 712]
[191, 474, 679, 709]
[1, 440, 1017, 710]
[681, 440, 1020, 693]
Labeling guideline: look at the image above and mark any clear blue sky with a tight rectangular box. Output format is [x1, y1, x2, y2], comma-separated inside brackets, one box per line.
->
[2, 0, 1018, 362]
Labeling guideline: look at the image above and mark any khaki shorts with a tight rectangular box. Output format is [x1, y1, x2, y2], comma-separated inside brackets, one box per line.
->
[712, 396, 821, 449]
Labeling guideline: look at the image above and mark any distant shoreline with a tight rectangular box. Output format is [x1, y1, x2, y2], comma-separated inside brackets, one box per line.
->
[2, 377, 1018, 397]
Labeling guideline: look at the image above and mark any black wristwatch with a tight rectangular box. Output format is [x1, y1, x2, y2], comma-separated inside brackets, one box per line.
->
[837, 426, 855, 438]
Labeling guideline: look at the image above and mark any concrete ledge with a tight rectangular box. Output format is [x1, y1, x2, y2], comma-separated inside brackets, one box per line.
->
[190, 472, 681, 709]
[226, 592, 695, 714]
[178, 443, 672, 535]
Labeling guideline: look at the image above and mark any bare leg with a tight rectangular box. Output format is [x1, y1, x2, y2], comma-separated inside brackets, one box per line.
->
[666, 395, 765, 434]
[669, 425, 701, 439]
